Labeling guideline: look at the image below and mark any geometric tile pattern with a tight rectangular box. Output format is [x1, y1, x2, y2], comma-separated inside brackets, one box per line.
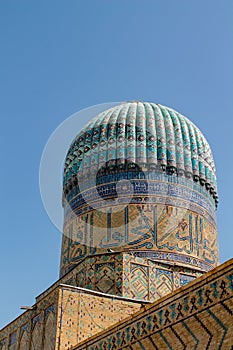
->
[95, 262, 116, 294]
[36, 253, 202, 306]
[130, 263, 149, 300]
[155, 268, 173, 298]
[74, 259, 233, 349]
[58, 251, 203, 302]
[36, 253, 202, 307]
[1, 259, 232, 349]
[49, 252, 204, 305]
[123, 253, 201, 301]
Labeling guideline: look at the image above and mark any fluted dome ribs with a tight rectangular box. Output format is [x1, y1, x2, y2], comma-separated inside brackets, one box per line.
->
[64, 102, 218, 207]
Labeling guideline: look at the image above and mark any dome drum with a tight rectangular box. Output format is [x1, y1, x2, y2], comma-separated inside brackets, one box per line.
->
[63, 161, 217, 208]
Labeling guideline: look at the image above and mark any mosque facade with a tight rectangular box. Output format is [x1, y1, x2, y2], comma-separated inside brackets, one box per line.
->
[0, 102, 232, 349]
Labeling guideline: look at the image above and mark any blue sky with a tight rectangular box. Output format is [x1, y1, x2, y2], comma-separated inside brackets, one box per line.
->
[0, 0, 232, 328]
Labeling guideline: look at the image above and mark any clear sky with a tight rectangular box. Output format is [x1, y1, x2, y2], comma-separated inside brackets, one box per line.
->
[0, 0, 232, 329]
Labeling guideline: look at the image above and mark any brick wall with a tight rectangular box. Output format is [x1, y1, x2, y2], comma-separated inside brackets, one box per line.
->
[74, 258, 233, 350]
[0, 285, 143, 350]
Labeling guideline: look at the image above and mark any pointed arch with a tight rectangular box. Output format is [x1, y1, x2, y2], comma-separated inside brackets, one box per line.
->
[31, 322, 41, 350]
[43, 312, 56, 350]
[19, 330, 29, 350]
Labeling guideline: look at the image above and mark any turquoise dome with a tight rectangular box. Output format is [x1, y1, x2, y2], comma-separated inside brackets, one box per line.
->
[63, 102, 218, 207]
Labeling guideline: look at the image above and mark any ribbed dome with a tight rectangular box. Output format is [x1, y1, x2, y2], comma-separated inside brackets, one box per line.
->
[63, 102, 218, 206]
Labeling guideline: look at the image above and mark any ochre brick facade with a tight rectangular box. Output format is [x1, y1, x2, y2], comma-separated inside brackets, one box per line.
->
[0, 288, 59, 350]
[1, 259, 232, 349]
[56, 286, 141, 348]
[74, 258, 233, 350]
[0, 285, 142, 350]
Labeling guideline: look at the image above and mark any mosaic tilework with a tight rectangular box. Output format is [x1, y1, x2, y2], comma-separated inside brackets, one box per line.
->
[35, 253, 124, 304]
[74, 254, 123, 296]
[123, 253, 202, 301]
[35, 252, 202, 309]
[95, 262, 116, 294]
[63, 102, 217, 203]
[155, 268, 173, 298]
[134, 250, 212, 271]
[65, 175, 216, 219]
[1, 258, 232, 350]
[130, 263, 149, 300]
[74, 259, 233, 350]
[60, 202, 218, 276]
[58, 251, 203, 302]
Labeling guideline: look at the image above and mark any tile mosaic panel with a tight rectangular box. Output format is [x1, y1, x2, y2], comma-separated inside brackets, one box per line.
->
[74, 260, 233, 350]
[61, 202, 218, 277]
